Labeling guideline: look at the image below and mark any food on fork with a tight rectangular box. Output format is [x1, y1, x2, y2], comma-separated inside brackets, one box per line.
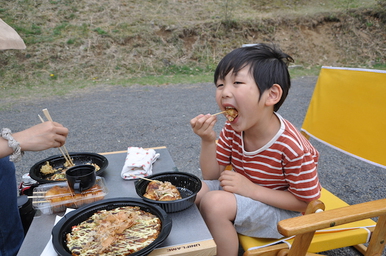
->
[212, 107, 238, 122]
[224, 107, 238, 122]
[143, 180, 182, 201]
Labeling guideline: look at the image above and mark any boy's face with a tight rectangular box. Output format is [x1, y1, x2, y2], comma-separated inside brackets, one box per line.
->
[215, 66, 272, 133]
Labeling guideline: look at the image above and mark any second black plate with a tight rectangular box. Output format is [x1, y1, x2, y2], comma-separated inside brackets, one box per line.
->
[29, 152, 108, 183]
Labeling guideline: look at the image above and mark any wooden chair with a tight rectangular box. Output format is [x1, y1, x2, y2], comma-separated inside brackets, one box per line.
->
[239, 66, 386, 256]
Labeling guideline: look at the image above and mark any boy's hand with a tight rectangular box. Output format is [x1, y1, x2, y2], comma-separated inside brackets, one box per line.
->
[190, 114, 217, 142]
[219, 170, 256, 198]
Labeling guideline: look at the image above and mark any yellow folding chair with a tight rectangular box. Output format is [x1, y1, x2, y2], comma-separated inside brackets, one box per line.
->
[239, 66, 386, 256]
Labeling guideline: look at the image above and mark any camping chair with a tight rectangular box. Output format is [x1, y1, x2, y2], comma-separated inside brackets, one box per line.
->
[239, 66, 386, 256]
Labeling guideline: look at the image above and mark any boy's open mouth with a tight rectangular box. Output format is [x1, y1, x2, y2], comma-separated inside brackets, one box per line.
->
[225, 107, 238, 122]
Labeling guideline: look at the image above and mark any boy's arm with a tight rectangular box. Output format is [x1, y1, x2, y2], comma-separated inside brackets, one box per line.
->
[219, 170, 309, 212]
[249, 185, 309, 212]
[248, 139, 320, 212]
[191, 114, 223, 179]
[200, 140, 225, 179]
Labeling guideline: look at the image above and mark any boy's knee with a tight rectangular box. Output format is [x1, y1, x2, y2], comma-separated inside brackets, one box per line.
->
[200, 190, 228, 214]
[195, 181, 209, 205]
[199, 190, 237, 222]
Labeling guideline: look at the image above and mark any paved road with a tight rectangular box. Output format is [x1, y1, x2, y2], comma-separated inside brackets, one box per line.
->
[2, 77, 385, 255]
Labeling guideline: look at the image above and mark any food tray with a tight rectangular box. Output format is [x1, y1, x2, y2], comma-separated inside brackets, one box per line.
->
[32, 177, 108, 214]
[52, 198, 172, 256]
[29, 152, 108, 183]
[135, 172, 202, 213]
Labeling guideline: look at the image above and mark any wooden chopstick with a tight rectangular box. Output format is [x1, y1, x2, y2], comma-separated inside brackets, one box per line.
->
[138, 177, 159, 182]
[39, 109, 74, 166]
[39, 114, 73, 166]
[42, 109, 73, 165]
[28, 195, 46, 199]
[212, 111, 226, 116]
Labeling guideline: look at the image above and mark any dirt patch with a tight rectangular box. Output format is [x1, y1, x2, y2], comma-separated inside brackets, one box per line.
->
[194, 10, 385, 67]
[1, 5, 385, 86]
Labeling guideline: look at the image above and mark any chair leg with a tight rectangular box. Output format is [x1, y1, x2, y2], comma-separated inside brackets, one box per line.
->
[353, 226, 376, 255]
[365, 214, 386, 256]
[274, 200, 323, 256]
[286, 232, 315, 256]
[278, 250, 324, 256]
[353, 244, 367, 255]
[242, 243, 289, 256]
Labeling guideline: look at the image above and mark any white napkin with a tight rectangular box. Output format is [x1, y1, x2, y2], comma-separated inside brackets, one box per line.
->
[41, 208, 75, 256]
[121, 147, 160, 180]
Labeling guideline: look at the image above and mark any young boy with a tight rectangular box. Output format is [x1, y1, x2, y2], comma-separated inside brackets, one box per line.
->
[190, 43, 321, 256]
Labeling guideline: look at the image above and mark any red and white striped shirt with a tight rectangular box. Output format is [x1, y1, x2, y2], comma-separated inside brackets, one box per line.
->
[216, 114, 321, 202]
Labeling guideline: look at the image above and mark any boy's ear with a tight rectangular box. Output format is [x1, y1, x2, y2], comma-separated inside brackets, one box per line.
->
[265, 84, 283, 106]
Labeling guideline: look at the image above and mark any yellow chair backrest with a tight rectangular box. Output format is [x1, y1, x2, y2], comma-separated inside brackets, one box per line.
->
[301, 66, 386, 168]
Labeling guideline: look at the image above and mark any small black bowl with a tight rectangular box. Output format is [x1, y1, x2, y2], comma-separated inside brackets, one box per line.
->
[135, 172, 202, 213]
[29, 152, 108, 184]
[52, 197, 172, 256]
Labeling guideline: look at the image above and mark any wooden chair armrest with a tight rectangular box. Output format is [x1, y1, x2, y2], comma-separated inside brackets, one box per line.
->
[278, 198, 386, 237]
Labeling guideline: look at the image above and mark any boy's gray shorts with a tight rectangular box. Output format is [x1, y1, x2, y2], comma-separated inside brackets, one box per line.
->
[203, 180, 302, 239]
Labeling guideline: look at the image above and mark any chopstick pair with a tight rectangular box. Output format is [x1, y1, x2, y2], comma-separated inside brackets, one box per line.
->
[38, 108, 74, 166]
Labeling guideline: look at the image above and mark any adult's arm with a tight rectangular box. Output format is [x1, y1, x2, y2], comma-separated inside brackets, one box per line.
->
[0, 122, 69, 159]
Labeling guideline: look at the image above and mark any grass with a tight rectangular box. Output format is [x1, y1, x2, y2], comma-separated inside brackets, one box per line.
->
[1, 0, 385, 107]
[2, 62, 386, 110]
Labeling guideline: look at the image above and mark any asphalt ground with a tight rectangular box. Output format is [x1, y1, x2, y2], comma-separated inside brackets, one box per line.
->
[2, 77, 385, 255]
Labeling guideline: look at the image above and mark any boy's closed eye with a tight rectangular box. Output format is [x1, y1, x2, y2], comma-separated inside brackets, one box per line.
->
[216, 83, 224, 88]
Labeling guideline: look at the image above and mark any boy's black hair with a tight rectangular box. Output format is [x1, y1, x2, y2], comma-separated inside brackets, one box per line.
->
[214, 43, 294, 111]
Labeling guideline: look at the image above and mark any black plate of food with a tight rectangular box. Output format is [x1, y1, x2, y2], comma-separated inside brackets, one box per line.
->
[135, 172, 202, 213]
[52, 197, 172, 256]
[29, 152, 108, 183]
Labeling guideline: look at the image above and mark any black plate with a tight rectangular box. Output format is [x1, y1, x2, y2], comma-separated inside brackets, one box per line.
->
[52, 197, 172, 256]
[29, 152, 108, 183]
[135, 172, 202, 213]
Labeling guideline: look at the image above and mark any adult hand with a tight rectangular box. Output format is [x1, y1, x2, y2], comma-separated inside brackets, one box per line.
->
[219, 170, 256, 198]
[190, 114, 217, 142]
[13, 121, 69, 152]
